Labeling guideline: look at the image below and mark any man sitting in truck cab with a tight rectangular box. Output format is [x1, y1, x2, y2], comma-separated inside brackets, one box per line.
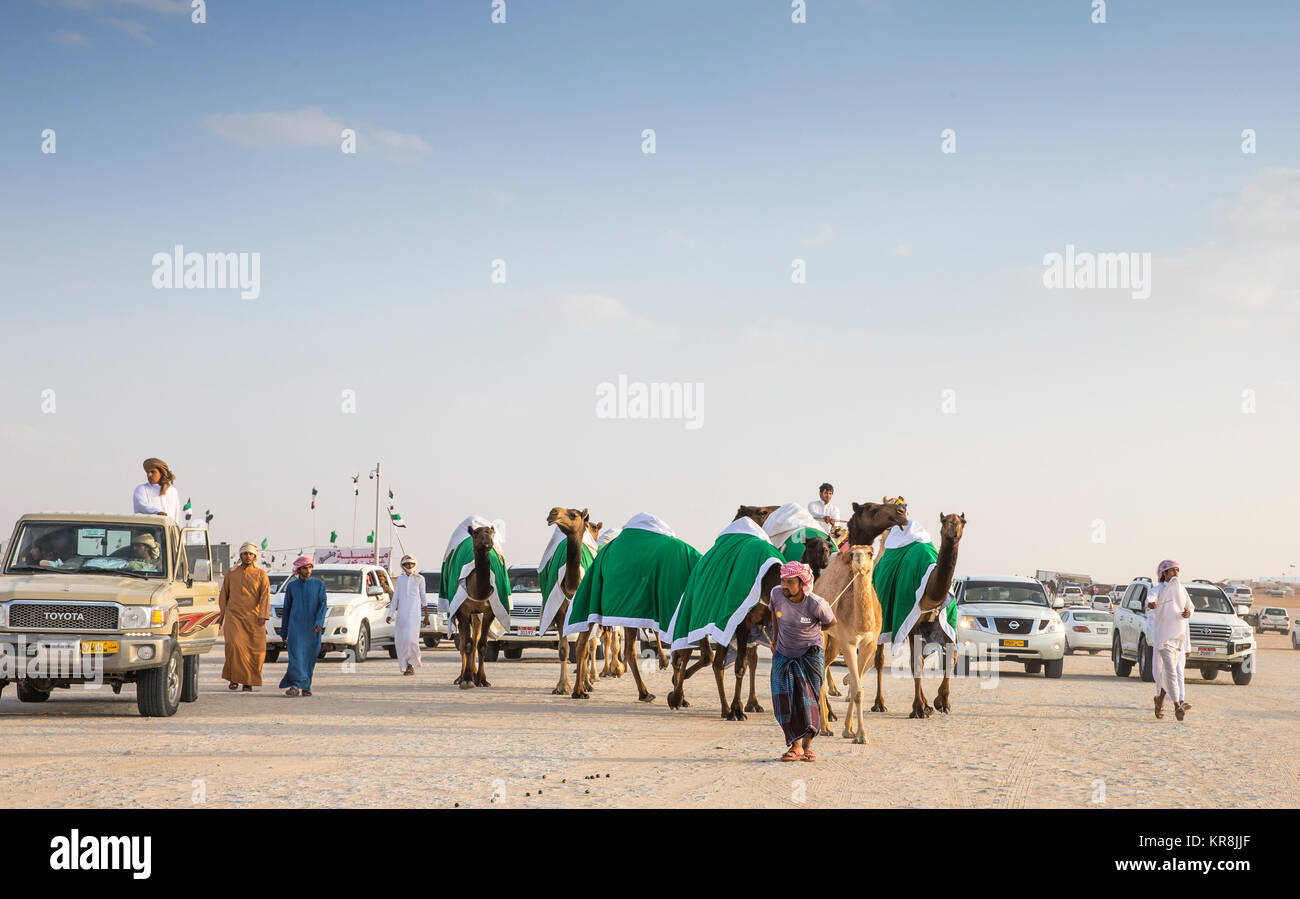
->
[127, 533, 162, 572]
[21, 538, 65, 569]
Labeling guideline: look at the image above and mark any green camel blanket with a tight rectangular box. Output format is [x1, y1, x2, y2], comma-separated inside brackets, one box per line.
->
[440, 516, 512, 627]
[763, 503, 839, 563]
[778, 527, 840, 563]
[537, 526, 597, 634]
[873, 519, 955, 653]
[563, 514, 701, 637]
[667, 517, 784, 652]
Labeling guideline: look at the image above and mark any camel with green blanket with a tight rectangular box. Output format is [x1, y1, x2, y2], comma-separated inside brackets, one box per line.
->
[666, 505, 784, 721]
[565, 512, 701, 702]
[869, 512, 966, 718]
[440, 518, 512, 690]
[539, 507, 602, 696]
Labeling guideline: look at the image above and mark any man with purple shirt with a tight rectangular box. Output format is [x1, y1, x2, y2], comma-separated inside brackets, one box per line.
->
[769, 560, 836, 762]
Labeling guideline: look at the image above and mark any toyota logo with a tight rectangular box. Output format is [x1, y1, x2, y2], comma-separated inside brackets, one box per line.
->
[45, 611, 85, 623]
[1008, 620, 1020, 630]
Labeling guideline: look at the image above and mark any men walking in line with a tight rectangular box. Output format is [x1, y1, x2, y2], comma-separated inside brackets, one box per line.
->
[281, 556, 327, 697]
[218, 541, 271, 692]
[388, 554, 428, 675]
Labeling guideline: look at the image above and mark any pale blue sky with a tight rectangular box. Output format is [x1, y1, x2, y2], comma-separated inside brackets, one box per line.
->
[2, 0, 1297, 580]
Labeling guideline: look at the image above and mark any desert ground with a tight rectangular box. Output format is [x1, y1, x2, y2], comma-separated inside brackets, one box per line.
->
[2, 609, 1296, 809]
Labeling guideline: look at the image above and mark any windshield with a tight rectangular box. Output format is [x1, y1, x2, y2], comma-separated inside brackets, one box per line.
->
[6, 521, 168, 577]
[960, 582, 1049, 606]
[1187, 586, 1233, 615]
[510, 568, 540, 592]
[422, 572, 441, 593]
[308, 571, 362, 594]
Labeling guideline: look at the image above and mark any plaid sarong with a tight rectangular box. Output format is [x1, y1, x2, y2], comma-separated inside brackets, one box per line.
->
[770, 645, 824, 747]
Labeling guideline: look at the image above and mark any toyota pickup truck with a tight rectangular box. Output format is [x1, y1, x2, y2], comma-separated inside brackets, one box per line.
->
[1111, 577, 1255, 685]
[0, 513, 220, 716]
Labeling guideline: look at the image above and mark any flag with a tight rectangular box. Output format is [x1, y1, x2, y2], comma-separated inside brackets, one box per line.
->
[183, 498, 192, 511]
[389, 507, 406, 528]
[388, 488, 394, 500]
[204, 510, 213, 524]
[261, 538, 268, 550]
[329, 530, 338, 544]
[353, 473, 359, 496]
[311, 486, 318, 510]
[366, 531, 374, 544]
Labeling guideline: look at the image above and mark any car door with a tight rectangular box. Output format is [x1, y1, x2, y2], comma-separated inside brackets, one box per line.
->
[1124, 585, 1147, 653]
[365, 569, 393, 640]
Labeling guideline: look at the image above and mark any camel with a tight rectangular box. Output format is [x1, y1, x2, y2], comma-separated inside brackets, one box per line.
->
[544, 507, 604, 696]
[741, 533, 833, 713]
[666, 504, 782, 720]
[869, 512, 966, 719]
[454, 524, 499, 689]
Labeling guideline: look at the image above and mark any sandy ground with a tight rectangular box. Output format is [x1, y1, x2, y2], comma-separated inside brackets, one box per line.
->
[1, 608, 1297, 809]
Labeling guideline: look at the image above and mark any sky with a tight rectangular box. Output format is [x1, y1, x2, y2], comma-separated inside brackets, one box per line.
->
[1, 0, 1297, 583]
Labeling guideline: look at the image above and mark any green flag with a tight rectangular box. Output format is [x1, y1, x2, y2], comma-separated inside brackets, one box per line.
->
[183, 497, 192, 511]
[329, 530, 338, 544]
[366, 531, 374, 544]
[261, 538, 268, 550]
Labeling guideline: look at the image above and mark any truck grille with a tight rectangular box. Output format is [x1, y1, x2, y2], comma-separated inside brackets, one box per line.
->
[9, 602, 119, 631]
[993, 618, 1035, 634]
[1190, 623, 1231, 641]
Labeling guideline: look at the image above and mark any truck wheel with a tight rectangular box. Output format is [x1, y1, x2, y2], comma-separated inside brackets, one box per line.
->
[137, 643, 182, 717]
[352, 622, 370, 663]
[484, 642, 500, 663]
[424, 635, 441, 649]
[387, 644, 398, 659]
[264, 646, 281, 663]
[504, 646, 523, 660]
[1202, 667, 1219, 681]
[180, 653, 200, 703]
[1044, 658, 1063, 678]
[1024, 660, 1042, 674]
[1112, 636, 1133, 677]
[1231, 661, 1252, 685]
[1138, 639, 1154, 683]
[16, 680, 52, 703]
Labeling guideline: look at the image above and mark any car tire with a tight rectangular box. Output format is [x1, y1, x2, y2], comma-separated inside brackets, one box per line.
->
[1112, 635, 1133, 677]
[180, 653, 200, 703]
[264, 646, 281, 663]
[484, 642, 500, 663]
[1044, 658, 1063, 678]
[16, 680, 52, 703]
[137, 642, 182, 718]
[504, 646, 523, 661]
[1231, 661, 1252, 686]
[1025, 660, 1042, 674]
[352, 622, 370, 663]
[1202, 667, 1218, 681]
[423, 635, 441, 649]
[1138, 639, 1154, 683]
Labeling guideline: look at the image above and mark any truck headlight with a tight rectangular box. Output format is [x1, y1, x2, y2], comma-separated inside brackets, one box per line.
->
[1232, 626, 1251, 639]
[327, 605, 353, 618]
[0, 604, 7, 628]
[959, 616, 976, 630]
[120, 606, 165, 628]
[1045, 620, 1062, 633]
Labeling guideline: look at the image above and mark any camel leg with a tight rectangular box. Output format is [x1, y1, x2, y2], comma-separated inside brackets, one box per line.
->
[586, 625, 600, 687]
[743, 645, 763, 713]
[712, 643, 734, 720]
[667, 648, 691, 709]
[871, 643, 889, 713]
[571, 628, 592, 699]
[624, 627, 654, 702]
[727, 632, 749, 720]
[820, 632, 841, 729]
[933, 635, 954, 714]
[454, 608, 475, 688]
[841, 640, 867, 744]
[553, 601, 572, 696]
[909, 633, 932, 718]
[655, 635, 670, 670]
[474, 610, 494, 687]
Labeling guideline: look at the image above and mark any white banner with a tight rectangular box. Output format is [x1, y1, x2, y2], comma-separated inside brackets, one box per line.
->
[313, 546, 392, 568]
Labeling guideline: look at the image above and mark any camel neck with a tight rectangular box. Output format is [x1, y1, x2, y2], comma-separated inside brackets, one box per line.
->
[562, 531, 583, 596]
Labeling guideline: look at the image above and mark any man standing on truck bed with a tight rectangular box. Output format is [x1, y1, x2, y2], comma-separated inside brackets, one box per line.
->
[132, 457, 183, 522]
[218, 541, 271, 692]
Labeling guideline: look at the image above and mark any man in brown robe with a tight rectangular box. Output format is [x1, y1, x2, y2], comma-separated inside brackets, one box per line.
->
[219, 541, 271, 691]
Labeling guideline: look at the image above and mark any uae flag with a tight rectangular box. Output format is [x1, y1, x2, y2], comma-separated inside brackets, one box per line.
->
[389, 507, 407, 528]
[329, 530, 338, 544]
[311, 486, 318, 510]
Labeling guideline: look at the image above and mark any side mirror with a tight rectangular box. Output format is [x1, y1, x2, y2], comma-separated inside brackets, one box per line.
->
[368, 585, 385, 597]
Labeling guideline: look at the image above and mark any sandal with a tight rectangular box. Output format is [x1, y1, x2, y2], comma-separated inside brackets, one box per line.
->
[1153, 696, 1164, 719]
[284, 686, 300, 697]
[228, 683, 239, 691]
[1174, 702, 1186, 721]
[241, 685, 253, 692]
[800, 749, 817, 762]
[780, 747, 803, 762]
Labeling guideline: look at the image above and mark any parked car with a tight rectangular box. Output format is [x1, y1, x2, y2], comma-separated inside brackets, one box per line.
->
[1255, 607, 1290, 634]
[953, 575, 1065, 677]
[418, 570, 450, 648]
[1090, 594, 1114, 613]
[265, 564, 395, 662]
[1112, 578, 1255, 685]
[1061, 608, 1113, 654]
[1266, 585, 1289, 597]
[1060, 585, 1085, 606]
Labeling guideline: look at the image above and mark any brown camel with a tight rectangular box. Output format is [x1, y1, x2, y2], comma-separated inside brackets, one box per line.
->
[869, 512, 966, 719]
[741, 534, 833, 713]
[544, 507, 603, 696]
[666, 504, 781, 720]
[454, 524, 498, 689]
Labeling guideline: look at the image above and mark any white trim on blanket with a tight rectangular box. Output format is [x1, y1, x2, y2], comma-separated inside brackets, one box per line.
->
[668, 556, 781, 652]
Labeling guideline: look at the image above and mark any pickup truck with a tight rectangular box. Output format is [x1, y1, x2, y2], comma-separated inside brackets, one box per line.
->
[1111, 578, 1255, 685]
[0, 513, 220, 716]
[265, 564, 395, 662]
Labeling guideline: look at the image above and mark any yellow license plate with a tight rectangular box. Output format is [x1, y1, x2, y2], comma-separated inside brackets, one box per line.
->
[80, 640, 119, 654]
[999, 638, 1027, 648]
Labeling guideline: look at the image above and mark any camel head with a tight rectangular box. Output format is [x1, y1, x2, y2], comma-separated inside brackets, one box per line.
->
[939, 512, 967, 543]
[468, 524, 495, 555]
[734, 504, 779, 526]
[801, 536, 833, 578]
[847, 500, 909, 545]
[546, 506, 589, 538]
[847, 545, 875, 577]
[586, 520, 603, 542]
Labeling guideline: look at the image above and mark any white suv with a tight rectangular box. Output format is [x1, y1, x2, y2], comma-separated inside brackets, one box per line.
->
[954, 575, 1065, 677]
[1112, 578, 1255, 685]
[1060, 585, 1084, 606]
[1255, 607, 1290, 635]
[265, 564, 394, 662]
